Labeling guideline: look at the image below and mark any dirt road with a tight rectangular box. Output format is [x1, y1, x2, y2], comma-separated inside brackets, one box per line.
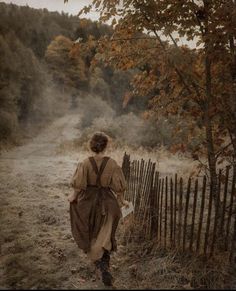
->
[0, 113, 129, 289]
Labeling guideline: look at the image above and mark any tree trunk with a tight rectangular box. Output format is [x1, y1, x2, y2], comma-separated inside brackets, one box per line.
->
[228, 29, 236, 166]
[204, 52, 218, 200]
[203, 0, 218, 201]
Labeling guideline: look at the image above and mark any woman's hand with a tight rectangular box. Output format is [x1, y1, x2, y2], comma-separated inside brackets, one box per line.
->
[121, 199, 130, 208]
[68, 192, 77, 203]
[116, 192, 129, 208]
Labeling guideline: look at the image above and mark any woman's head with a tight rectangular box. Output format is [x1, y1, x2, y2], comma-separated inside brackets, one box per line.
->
[89, 132, 109, 154]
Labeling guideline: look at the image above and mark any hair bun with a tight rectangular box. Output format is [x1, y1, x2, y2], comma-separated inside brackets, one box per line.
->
[89, 132, 108, 153]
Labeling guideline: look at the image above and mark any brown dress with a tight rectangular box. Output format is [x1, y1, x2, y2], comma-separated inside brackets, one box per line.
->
[70, 156, 126, 262]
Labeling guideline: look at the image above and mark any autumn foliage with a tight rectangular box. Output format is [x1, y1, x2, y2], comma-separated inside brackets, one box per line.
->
[74, 0, 236, 197]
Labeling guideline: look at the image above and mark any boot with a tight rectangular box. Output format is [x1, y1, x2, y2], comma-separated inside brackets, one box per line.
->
[94, 250, 113, 286]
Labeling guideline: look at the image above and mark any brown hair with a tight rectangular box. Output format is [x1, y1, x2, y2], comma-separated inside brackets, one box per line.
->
[89, 132, 108, 153]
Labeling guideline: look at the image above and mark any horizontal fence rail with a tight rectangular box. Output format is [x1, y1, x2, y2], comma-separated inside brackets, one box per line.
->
[122, 152, 236, 261]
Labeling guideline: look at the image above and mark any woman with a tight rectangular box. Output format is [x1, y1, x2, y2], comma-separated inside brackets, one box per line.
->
[68, 132, 128, 287]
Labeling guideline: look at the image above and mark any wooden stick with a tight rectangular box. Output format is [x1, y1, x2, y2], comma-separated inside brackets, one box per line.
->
[170, 177, 174, 246]
[133, 160, 138, 205]
[164, 176, 168, 248]
[225, 167, 236, 250]
[137, 160, 148, 220]
[146, 163, 156, 239]
[173, 173, 178, 247]
[190, 178, 198, 251]
[210, 169, 222, 257]
[196, 175, 206, 253]
[159, 178, 164, 245]
[142, 162, 155, 223]
[151, 171, 159, 239]
[183, 178, 191, 251]
[135, 159, 144, 213]
[156, 176, 161, 241]
[204, 182, 214, 255]
[220, 165, 230, 234]
[177, 177, 183, 248]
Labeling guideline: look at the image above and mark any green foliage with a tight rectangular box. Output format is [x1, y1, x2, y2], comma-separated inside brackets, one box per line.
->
[0, 31, 46, 139]
[0, 2, 76, 58]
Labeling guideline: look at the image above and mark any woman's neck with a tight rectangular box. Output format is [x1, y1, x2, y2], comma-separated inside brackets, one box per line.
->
[94, 152, 105, 158]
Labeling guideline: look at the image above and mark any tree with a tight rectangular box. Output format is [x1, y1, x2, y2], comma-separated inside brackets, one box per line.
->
[75, 0, 236, 201]
[45, 35, 87, 92]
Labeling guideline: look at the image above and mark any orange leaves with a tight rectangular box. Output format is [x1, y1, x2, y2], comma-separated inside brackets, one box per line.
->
[45, 34, 88, 89]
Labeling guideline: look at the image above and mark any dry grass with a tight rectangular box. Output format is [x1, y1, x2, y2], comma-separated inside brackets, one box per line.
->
[115, 231, 233, 290]
[57, 138, 198, 178]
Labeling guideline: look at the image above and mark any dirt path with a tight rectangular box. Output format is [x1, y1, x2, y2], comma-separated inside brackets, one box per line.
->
[0, 113, 129, 289]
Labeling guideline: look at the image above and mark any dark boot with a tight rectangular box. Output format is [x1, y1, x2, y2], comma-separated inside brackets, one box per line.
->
[94, 250, 113, 286]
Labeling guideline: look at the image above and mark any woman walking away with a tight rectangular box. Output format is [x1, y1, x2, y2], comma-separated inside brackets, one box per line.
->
[68, 132, 128, 287]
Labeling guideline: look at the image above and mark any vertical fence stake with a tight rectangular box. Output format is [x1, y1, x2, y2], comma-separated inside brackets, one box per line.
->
[178, 177, 183, 249]
[173, 173, 178, 247]
[156, 176, 161, 241]
[183, 178, 191, 251]
[220, 165, 230, 234]
[225, 167, 236, 251]
[159, 178, 164, 246]
[164, 176, 168, 248]
[204, 182, 214, 256]
[196, 176, 206, 253]
[170, 177, 174, 246]
[210, 169, 222, 257]
[189, 179, 198, 251]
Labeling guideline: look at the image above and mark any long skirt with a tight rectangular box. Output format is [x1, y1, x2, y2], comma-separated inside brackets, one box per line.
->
[70, 186, 121, 261]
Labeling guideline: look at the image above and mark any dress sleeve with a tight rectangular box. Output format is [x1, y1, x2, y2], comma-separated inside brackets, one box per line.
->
[71, 162, 87, 192]
[110, 165, 127, 193]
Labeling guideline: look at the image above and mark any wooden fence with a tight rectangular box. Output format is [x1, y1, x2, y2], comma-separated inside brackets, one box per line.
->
[121, 152, 236, 261]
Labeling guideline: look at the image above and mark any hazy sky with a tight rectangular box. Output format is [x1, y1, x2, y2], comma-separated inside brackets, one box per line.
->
[2, 0, 99, 19]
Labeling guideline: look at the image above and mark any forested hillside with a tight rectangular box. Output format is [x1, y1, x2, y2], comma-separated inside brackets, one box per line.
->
[0, 2, 133, 147]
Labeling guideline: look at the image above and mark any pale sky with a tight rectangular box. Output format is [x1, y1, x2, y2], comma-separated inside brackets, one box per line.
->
[2, 0, 99, 19]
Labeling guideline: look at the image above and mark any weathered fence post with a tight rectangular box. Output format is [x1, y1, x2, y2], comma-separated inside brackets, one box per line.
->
[210, 169, 222, 257]
[164, 176, 168, 248]
[150, 171, 159, 239]
[183, 178, 191, 251]
[196, 175, 206, 253]
[177, 177, 183, 249]
[189, 178, 198, 251]
[173, 173, 178, 247]
[220, 165, 230, 234]
[225, 167, 236, 250]
[204, 183, 214, 256]
[170, 177, 174, 246]
[159, 178, 164, 246]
